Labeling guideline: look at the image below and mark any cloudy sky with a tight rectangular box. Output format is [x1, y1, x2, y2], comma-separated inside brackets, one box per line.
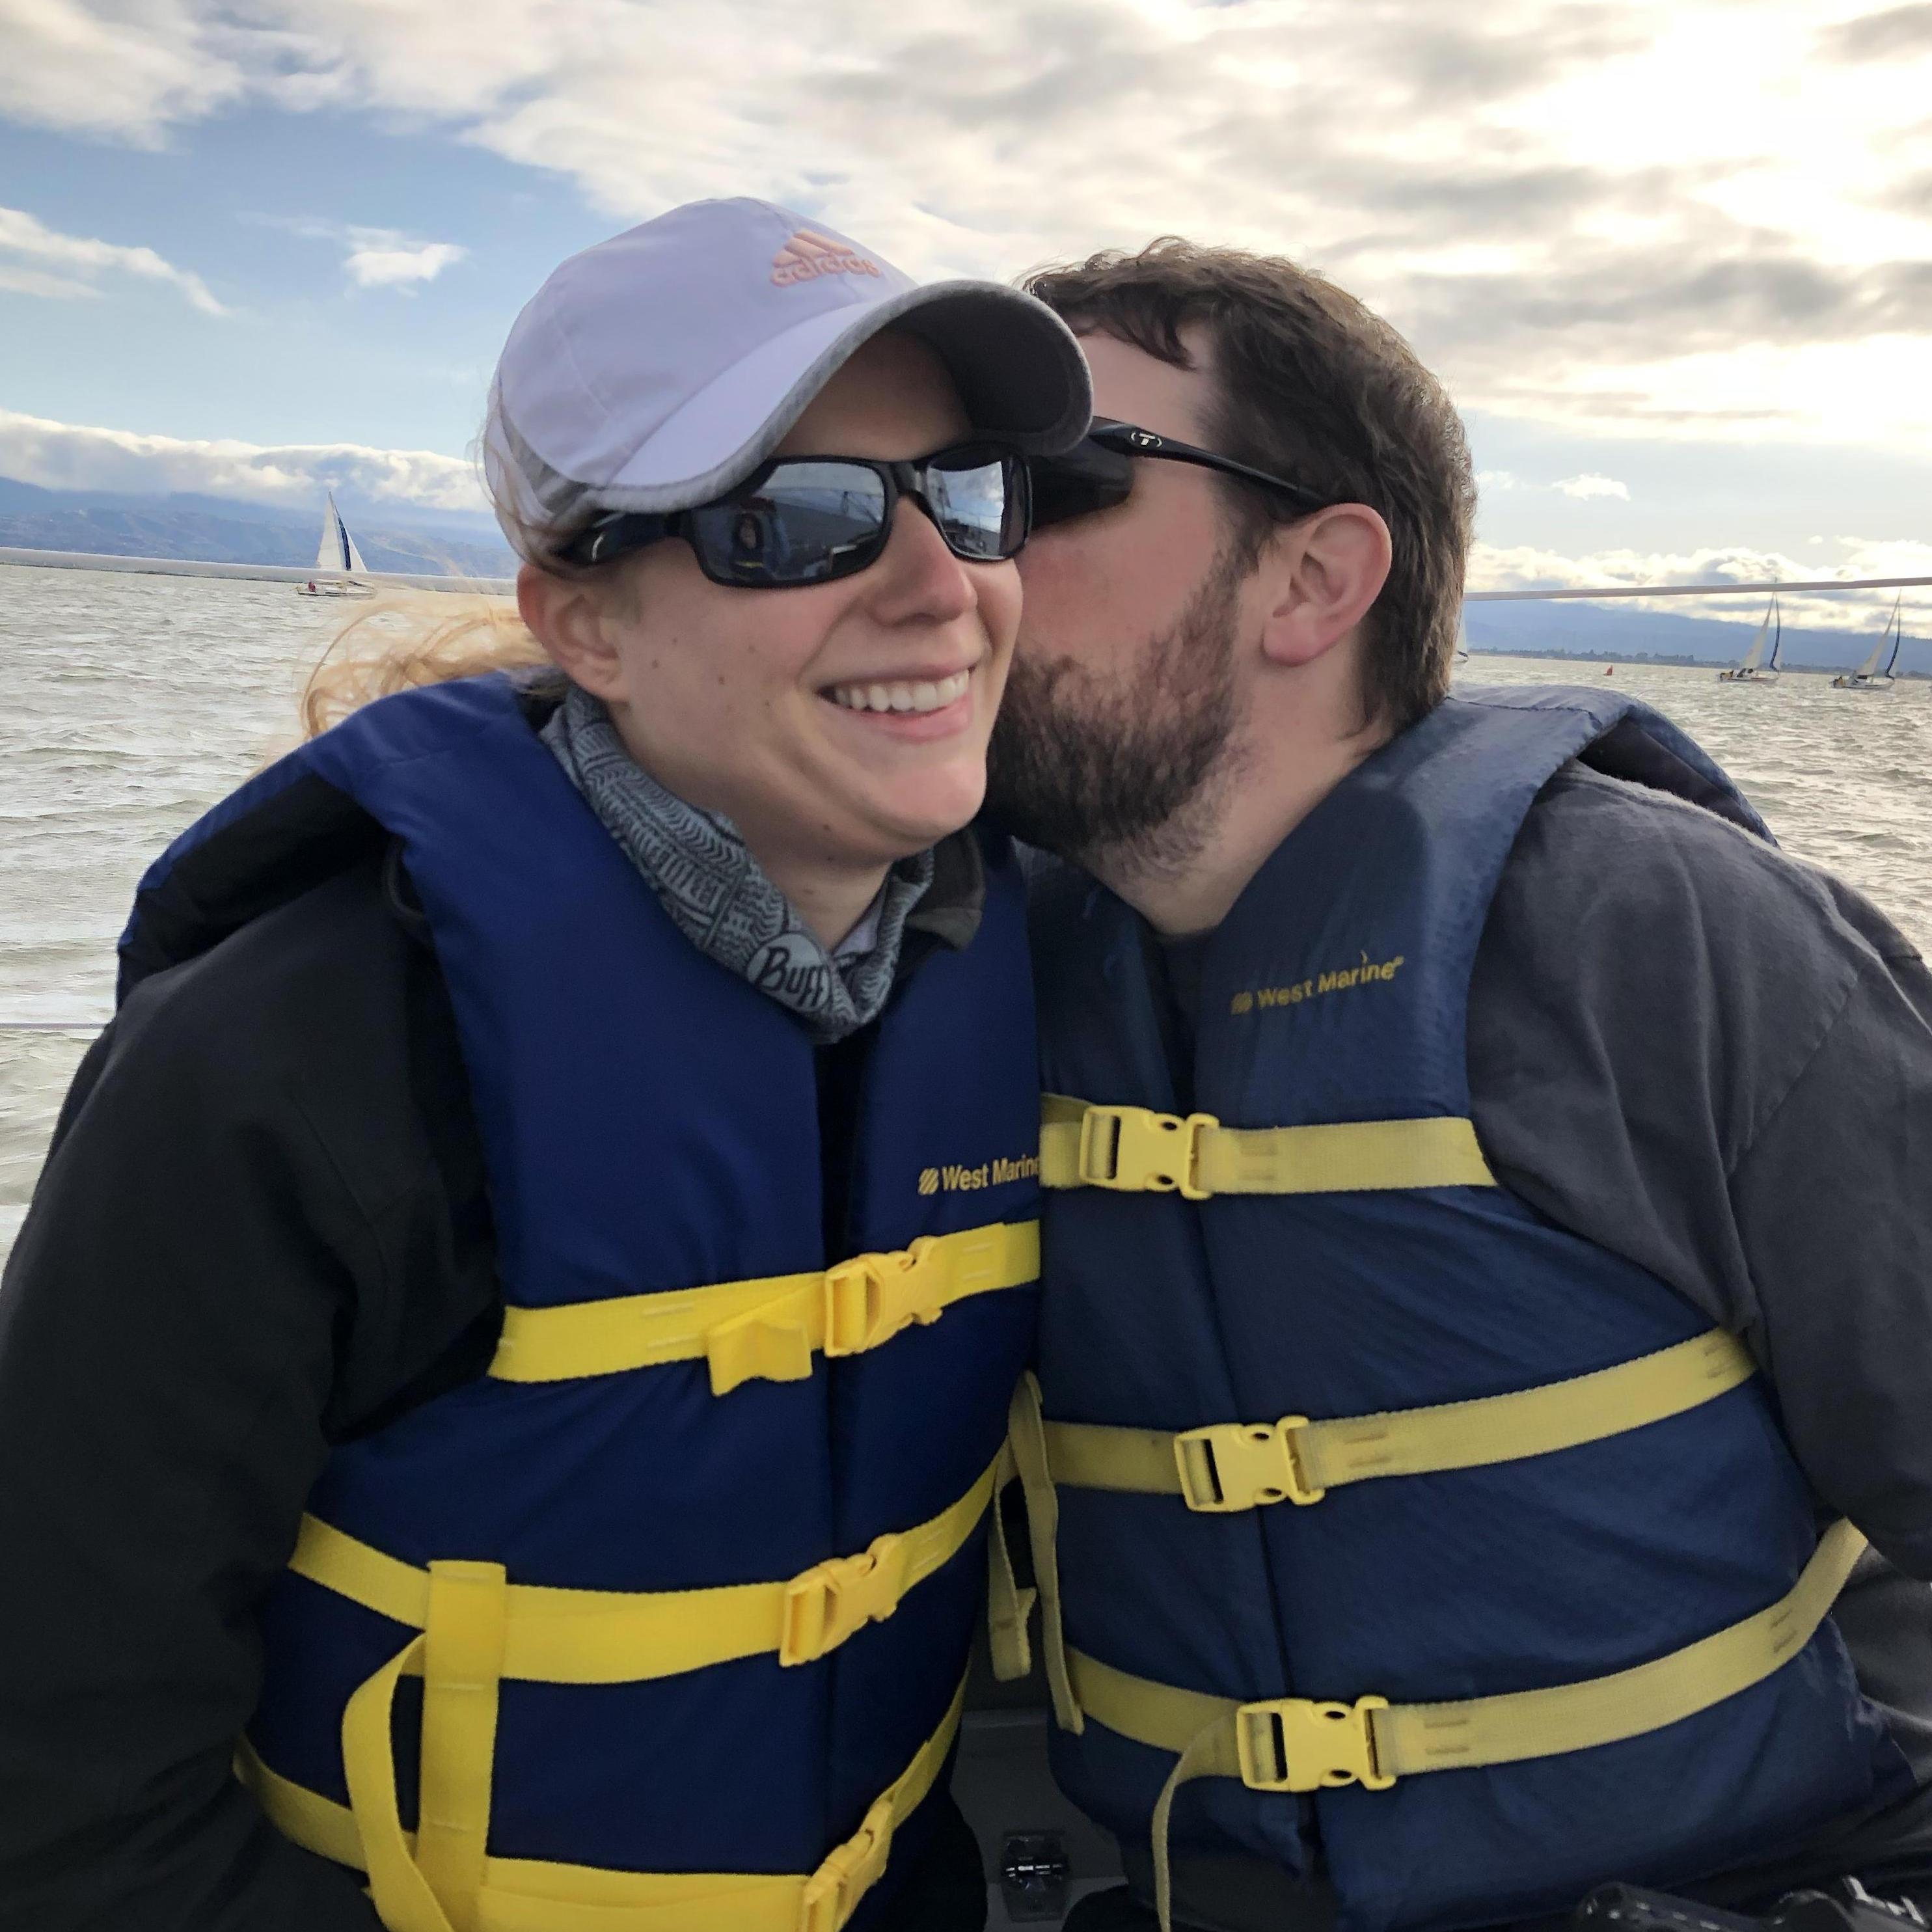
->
[5, 0, 1932, 621]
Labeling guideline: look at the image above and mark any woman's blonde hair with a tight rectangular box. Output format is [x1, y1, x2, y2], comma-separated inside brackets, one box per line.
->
[299, 590, 552, 738]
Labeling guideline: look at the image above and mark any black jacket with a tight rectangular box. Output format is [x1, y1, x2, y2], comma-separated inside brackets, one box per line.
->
[0, 826, 991, 1932]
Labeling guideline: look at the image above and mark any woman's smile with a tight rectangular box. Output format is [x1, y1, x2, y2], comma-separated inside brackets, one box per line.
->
[821, 662, 979, 742]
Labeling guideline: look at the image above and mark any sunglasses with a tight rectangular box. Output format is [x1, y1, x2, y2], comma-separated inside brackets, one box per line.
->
[1028, 418, 1333, 530]
[559, 442, 1030, 587]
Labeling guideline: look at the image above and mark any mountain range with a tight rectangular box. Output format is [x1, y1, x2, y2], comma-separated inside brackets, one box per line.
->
[0, 478, 515, 578]
[1465, 597, 1926, 675]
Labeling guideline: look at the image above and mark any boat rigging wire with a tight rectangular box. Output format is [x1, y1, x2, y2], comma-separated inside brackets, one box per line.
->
[1466, 573, 1932, 603]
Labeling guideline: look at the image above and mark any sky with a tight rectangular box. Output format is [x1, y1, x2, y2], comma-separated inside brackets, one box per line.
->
[5, 0, 1932, 628]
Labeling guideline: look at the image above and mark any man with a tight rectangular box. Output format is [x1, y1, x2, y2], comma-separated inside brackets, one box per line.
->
[982, 239, 1932, 1932]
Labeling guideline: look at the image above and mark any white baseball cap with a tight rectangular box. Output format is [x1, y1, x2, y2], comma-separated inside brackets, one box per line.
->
[485, 197, 1093, 558]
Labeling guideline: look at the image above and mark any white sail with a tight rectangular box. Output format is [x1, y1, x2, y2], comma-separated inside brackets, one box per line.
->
[1738, 603, 1773, 672]
[314, 492, 366, 577]
[1719, 598, 1780, 680]
[315, 494, 342, 573]
[1853, 599, 1899, 679]
[1882, 601, 1904, 678]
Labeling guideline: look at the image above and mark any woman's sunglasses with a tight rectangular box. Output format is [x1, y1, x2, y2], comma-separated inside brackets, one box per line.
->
[559, 442, 1030, 588]
[1028, 418, 1334, 530]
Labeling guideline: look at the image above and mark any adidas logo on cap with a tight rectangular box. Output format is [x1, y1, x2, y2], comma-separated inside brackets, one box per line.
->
[771, 228, 884, 287]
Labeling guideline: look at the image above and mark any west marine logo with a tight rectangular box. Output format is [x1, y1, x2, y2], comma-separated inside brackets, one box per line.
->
[919, 1156, 1041, 1195]
[771, 230, 884, 287]
[1231, 951, 1407, 1015]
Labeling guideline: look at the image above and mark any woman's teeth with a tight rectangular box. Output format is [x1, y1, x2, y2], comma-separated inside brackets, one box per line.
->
[828, 670, 971, 715]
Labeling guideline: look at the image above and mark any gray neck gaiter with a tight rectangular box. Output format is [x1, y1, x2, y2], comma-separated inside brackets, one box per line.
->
[541, 683, 933, 1044]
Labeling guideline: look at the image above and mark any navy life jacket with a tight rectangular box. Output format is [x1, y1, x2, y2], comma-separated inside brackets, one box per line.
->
[1003, 688, 1907, 1932]
[118, 675, 1042, 1932]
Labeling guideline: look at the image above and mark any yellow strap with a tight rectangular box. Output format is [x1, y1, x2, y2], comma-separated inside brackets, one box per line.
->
[1003, 1374, 1083, 1734]
[417, 1562, 508, 1931]
[239, 1737, 368, 1871]
[1374, 1519, 1866, 1773]
[290, 1458, 996, 1684]
[1039, 1096, 1494, 1198]
[794, 1676, 964, 1932]
[1067, 1648, 1229, 1758]
[247, 1676, 968, 1932]
[985, 1436, 1037, 1682]
[1046, 1329, 1758, 1512]
[1067, 1520, 1868, 1932]
[1150, 1722, 1249, 1932]
[489, 1223, 1039, 1392]
[344, 1633, 450, 1932]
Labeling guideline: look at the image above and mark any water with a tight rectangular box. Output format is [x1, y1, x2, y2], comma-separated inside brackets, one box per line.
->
[2, 563, 1929, 1264]
[1, 566, 338, 1260]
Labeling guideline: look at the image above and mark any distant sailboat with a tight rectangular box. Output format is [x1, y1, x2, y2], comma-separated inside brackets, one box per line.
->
[1832, 597, 1902, 691]
[1717, 597, 1782, 683]
[296, 493, 373, 598]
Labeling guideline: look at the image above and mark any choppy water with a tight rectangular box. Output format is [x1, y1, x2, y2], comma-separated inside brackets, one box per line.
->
[2, 562, 1929, 1263]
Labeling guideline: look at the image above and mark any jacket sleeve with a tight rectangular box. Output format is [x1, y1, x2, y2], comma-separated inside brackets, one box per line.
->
[1469, 765, 1932, 1579]
[0, 864, 494, 1932]
[1724, 916, 1932, 1576]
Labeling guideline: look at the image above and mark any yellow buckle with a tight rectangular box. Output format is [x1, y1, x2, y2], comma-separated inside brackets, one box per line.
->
[797, 1795, 895, 1932]
[780, 1532, 912, 1666]
[823, 1238, 947, 1357]
[705, 1308, 816, 1397]
[1173, 1417, 1325, 1511]
[1076, 1106, 1218, 1199]
[1234, 1695, 1394, 1793]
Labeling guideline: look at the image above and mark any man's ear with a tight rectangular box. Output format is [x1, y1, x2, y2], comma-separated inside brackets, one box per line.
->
[1256, 504, 1393, 670]
[517, 562, 626, 700]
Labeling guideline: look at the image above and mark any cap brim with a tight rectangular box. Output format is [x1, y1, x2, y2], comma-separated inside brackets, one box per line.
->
[589, 279, 1093, 515]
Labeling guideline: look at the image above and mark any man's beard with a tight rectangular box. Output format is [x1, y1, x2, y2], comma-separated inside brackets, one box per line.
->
[985, 549, 1244, 875]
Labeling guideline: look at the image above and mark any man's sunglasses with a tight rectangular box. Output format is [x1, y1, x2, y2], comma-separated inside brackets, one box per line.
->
[1028, 418, 1333, 530]
[558, 442, 1030, 587]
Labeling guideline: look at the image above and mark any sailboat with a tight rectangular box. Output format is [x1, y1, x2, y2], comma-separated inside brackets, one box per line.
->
[295, 493, 374, 598]
[1717, 597, 1782, 682]
[1832, 597, 1902, 690]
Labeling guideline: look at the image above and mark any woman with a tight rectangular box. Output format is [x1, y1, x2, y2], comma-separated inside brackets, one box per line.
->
[0, 199, 1091, 1932]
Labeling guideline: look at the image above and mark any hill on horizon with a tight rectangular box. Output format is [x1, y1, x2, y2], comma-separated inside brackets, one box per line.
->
[1467, 595, 1927, 675]
[0, 477, 514, 578]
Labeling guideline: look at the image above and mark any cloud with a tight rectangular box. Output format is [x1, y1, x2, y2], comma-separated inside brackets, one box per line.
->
[0, 407, 486, 511]
[0, 204, 224, 313]
[1819, 4, 1932, 62]
[258, 215, 468, 290]
[1468, 535, 1932, 630]
[1478, 469, 1629, 500]
[1553, 473, 1631, 499]
[14, 1, 1932, 446]
[0, 0, 245, 143]
[0, 264, 99, 300]
[342, 236, 467, 288]
[1395, 247, 1932, 379]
